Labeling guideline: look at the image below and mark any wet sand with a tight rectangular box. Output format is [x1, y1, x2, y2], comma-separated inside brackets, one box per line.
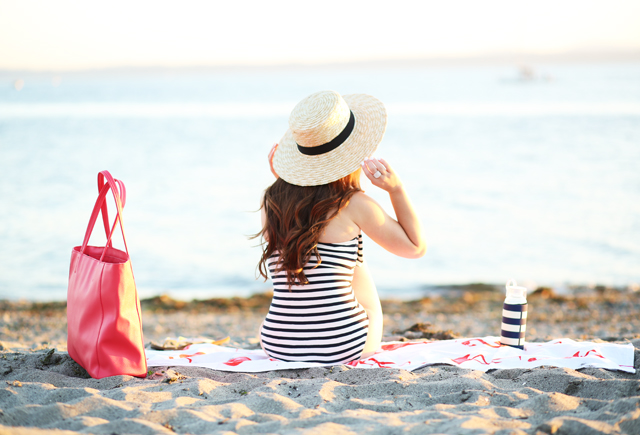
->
[1, 285, 639, 434]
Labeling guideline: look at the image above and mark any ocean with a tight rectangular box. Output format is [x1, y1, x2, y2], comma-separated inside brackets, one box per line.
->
[1, 62, 639, 301]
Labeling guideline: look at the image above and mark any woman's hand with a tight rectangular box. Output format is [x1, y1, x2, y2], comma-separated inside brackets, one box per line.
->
[268, 143, 279, 179]
[361, 157, 402, 193]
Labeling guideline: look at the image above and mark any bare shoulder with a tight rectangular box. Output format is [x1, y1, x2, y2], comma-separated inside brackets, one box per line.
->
[346, 191, 385, 218]
[347, 191, 376, 209]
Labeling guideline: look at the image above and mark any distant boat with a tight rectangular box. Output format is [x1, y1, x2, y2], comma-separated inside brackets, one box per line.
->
[517, 65, 553, 82]
[519, 65, 535, 81]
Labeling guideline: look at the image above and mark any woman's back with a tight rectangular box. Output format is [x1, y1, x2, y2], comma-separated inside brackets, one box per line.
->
[261, 234, 369, 364]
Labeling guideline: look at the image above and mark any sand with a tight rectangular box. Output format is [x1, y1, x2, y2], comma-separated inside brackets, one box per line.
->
[1, 285, 639, 434]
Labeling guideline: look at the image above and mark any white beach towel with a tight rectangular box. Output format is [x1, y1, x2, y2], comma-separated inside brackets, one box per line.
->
[146, 337, 636, 374]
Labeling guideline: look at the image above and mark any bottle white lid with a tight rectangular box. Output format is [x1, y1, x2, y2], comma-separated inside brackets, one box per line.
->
[505, 279, 527, 301]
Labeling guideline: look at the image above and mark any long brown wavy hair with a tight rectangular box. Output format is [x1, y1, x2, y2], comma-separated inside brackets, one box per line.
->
[255, 169, 362, 288]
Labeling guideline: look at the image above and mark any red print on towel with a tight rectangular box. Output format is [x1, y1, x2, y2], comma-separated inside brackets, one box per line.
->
[461, 339, 501, 348]
[368, 358, 395, 368]
[571, 350, 605, 359]
[381, 342, 423, 352]
[452, 354, 491, 365]
[347, 358, 398, 368]
[224, 356, 251, 366]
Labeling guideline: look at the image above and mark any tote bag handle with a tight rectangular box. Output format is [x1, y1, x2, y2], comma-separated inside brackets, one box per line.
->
[78, 170, 130, 262]
[97, 171, 127, 249]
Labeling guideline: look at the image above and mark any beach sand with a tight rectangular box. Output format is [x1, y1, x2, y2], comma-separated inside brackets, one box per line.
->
[1, 286, 639, 434]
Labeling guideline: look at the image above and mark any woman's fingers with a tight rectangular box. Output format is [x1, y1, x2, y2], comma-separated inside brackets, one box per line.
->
[361, 161, 377, 183]
[361, 157, 401, 193]
[378, 158, 391, 173]
[363, 157, 387, 177]
[362, 157, 379, 172]
[362, 161, 378, 183]
[371, 158, 387, 172]
[360, 162, 373, 180]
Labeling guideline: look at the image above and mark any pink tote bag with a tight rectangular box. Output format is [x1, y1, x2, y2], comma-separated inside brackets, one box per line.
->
[67, 170, 147, 379]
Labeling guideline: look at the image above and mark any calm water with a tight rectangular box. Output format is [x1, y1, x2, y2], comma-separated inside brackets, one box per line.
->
[1, 63, 639, 301]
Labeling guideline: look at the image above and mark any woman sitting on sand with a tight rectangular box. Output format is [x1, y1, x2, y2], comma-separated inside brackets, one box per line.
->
[256, 90, 426, 364]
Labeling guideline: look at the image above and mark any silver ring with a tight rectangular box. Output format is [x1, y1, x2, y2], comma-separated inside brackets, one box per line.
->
[373, 171, 382, 179]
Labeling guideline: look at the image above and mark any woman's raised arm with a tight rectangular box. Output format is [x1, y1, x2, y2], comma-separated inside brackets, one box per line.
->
[349, 157, 426, 259]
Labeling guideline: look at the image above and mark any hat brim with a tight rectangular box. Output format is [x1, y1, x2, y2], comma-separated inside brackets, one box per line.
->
[273, 93, 387, 186]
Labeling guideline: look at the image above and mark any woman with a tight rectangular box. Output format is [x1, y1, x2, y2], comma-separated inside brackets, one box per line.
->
[256, 90, 426, 364]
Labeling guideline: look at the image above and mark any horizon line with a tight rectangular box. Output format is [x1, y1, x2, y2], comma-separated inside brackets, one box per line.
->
[2, 49, 639, 75]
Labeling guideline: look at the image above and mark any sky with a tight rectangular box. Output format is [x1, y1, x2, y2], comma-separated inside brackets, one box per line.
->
[1, 0, 639, 71]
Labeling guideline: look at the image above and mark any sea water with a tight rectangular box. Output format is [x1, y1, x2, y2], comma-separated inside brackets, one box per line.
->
[1, 63, 639, 301]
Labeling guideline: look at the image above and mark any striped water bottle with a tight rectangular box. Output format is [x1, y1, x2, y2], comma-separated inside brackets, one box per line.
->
[500, 280, 528, 349]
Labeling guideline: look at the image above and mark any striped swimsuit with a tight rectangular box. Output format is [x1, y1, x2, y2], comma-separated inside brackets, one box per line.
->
[261, 234, 369, 364]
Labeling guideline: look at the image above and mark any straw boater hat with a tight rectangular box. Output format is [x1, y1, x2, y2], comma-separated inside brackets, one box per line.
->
[273, 90, 387, 186]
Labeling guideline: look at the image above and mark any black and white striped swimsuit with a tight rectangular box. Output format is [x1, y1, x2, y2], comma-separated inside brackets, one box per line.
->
[261, 234, 369, 364]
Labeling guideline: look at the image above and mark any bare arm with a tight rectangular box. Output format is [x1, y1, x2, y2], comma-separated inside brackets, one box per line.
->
[352, 262, 383, 356]
[349, 157, 426, 259]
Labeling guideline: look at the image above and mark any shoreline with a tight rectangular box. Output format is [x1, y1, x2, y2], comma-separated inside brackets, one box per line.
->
[2, 280, 638, 304]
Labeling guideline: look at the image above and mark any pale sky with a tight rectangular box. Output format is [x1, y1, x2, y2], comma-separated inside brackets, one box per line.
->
[1, 0, 639, 71]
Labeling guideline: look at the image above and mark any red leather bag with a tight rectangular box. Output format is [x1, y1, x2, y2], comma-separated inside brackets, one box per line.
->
[67, 170, 147, 379]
